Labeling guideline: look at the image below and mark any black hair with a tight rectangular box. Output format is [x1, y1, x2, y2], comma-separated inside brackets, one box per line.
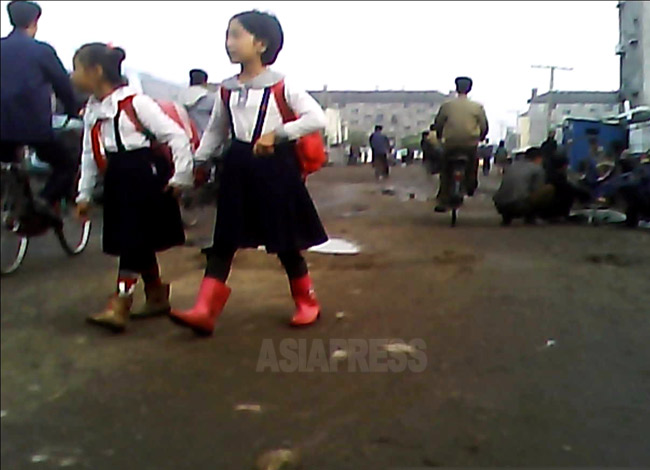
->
[375, 125, 383, 132]
[231, 10, 284, 66]
[525, 147, 543, 161]
[498, 140, 505, 147]
[190, 69, 208, 86]
[429, 124, 436, 131]
[422, 131, 429, 138]
[455, 76, 473, 94]
[73, 43, 126, 86]
[8, 0, 41, 28]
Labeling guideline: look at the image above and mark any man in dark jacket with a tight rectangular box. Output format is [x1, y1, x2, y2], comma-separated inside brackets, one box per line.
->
[369, 125, 391, 180]
[1, 1, 80, 211]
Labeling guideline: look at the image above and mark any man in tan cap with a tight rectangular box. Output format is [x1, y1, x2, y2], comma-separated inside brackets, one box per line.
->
[433, 76, 489, 212]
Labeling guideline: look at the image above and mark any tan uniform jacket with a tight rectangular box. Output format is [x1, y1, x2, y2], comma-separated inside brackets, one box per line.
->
[434, 96, 489, 149]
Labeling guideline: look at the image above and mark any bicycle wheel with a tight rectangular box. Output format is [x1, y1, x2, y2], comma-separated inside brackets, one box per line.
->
[1, 171, 29, 274]
[55, 201, 91, 255]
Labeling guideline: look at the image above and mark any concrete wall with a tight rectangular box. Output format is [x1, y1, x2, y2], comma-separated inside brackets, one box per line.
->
[619, 0, 650, 107]
[338, 102, 442, 142]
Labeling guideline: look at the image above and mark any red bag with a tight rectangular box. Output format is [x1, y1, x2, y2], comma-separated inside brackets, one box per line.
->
[90, 95, 200, 177]
[271, 80, 327, 178]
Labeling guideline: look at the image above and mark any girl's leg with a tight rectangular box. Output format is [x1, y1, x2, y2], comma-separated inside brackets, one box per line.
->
[278, 251, 308, 280]
[204, 246, 237, 282]
[169, 246, 235, 336]
[140, 251, 161, 287]
[132, 251, 172, 319]
[279, 251, 321, 326]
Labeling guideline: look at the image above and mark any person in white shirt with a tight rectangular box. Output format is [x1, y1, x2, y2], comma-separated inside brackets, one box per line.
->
[72, 43, 194, 332]
[170, 10, 328, 336]
[178, 68, 216, 137]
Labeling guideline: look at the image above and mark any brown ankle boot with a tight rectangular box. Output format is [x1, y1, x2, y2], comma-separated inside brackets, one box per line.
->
[87, 295, 133, 333]
[131, 283, 171, 320]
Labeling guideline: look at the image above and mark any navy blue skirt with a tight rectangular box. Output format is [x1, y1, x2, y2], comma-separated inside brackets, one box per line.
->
[102, 148, 185, 256]
[210, 140, 328, 254]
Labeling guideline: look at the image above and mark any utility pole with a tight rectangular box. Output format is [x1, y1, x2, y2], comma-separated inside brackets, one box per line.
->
[531, 65, 573, 135]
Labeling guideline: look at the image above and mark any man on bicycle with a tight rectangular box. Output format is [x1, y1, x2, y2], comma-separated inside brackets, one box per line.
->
[1, 1, 80, 217]
[433, 77, 489, 212]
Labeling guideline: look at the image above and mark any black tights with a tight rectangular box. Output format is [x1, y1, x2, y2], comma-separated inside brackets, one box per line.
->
[118, 250, 160, 285]
[204, 247, 308, 283]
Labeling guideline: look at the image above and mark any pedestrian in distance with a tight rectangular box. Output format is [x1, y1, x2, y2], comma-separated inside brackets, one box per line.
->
[369, 125, 391, 181]
[179, 68, 216, 138]
[494, 140, 508, 175]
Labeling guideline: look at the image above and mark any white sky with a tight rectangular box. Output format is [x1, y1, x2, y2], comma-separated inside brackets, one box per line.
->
[1, 1, 620, 139]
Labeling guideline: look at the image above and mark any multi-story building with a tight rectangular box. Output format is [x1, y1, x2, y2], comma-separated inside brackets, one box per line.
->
[617, 0, 650, 108]
[308, 89, 451, 144]
[524, 89, 620, 146]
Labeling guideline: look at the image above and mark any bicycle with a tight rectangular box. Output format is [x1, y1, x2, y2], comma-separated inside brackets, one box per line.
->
[448, 155, 469, 227]
[1, 126, 91, 275]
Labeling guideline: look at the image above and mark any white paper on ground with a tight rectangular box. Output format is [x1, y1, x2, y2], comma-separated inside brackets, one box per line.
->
[570, 209, 627, 224]
[308, 238, 361, 255]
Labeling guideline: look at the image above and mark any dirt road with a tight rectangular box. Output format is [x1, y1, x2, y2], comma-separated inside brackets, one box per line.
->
[2, 164, 649, 469]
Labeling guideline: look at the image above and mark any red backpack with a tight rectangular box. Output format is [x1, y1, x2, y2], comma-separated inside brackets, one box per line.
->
[90, 95, 200, 177]
[220, 80, 327, 178]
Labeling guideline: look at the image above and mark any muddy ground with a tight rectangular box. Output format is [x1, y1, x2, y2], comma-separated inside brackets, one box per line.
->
[1, 164, 649, 469]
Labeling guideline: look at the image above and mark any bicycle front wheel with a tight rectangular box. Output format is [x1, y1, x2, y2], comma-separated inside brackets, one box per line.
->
[1, 227, 28, 275]
[55, 202, 91, 255]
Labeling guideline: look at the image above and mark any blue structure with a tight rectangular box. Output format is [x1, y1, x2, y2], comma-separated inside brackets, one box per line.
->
[562, 118, 627, 170]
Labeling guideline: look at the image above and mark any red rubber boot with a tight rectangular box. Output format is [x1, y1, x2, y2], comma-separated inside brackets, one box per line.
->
[289, 275, 321, 327]
[169, 277, 231, 336]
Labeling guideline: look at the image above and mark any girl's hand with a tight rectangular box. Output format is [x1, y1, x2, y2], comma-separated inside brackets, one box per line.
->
[164, 184, 183, 199]
[253, 132, 275, 157]
[76, 201, 90, 220]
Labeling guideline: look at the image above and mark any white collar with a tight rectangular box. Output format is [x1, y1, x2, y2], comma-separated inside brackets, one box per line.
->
[87, 86, 138, 120]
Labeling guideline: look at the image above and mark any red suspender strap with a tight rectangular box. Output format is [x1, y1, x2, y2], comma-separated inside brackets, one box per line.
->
[117, 95, 143, 133]
[90, 120, 107, 173]
[271, 80, 297, 124]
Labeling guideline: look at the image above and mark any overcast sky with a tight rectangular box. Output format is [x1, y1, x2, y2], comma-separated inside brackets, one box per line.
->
[1, 1, 620, 139]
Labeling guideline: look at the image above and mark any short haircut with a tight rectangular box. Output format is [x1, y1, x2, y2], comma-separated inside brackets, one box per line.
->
[455, 76, 473, 94]
[231, 10, 284, 66]
[8, 0, 41, 28]
[525, 147, 543, 161]
[74, 43, 126, 86]
[190, 69, 208, 86]
[375, 125, 383, 132]
[429, 124, 436, 131]
[422, 131, 429, 138]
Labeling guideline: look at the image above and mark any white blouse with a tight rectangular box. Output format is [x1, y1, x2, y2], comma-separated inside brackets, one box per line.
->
[76, 86, 194, 203]
[196, 74, 327, 161]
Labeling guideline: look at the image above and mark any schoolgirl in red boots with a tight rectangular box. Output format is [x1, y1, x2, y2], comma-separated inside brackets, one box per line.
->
[170, 11, 328, 336]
